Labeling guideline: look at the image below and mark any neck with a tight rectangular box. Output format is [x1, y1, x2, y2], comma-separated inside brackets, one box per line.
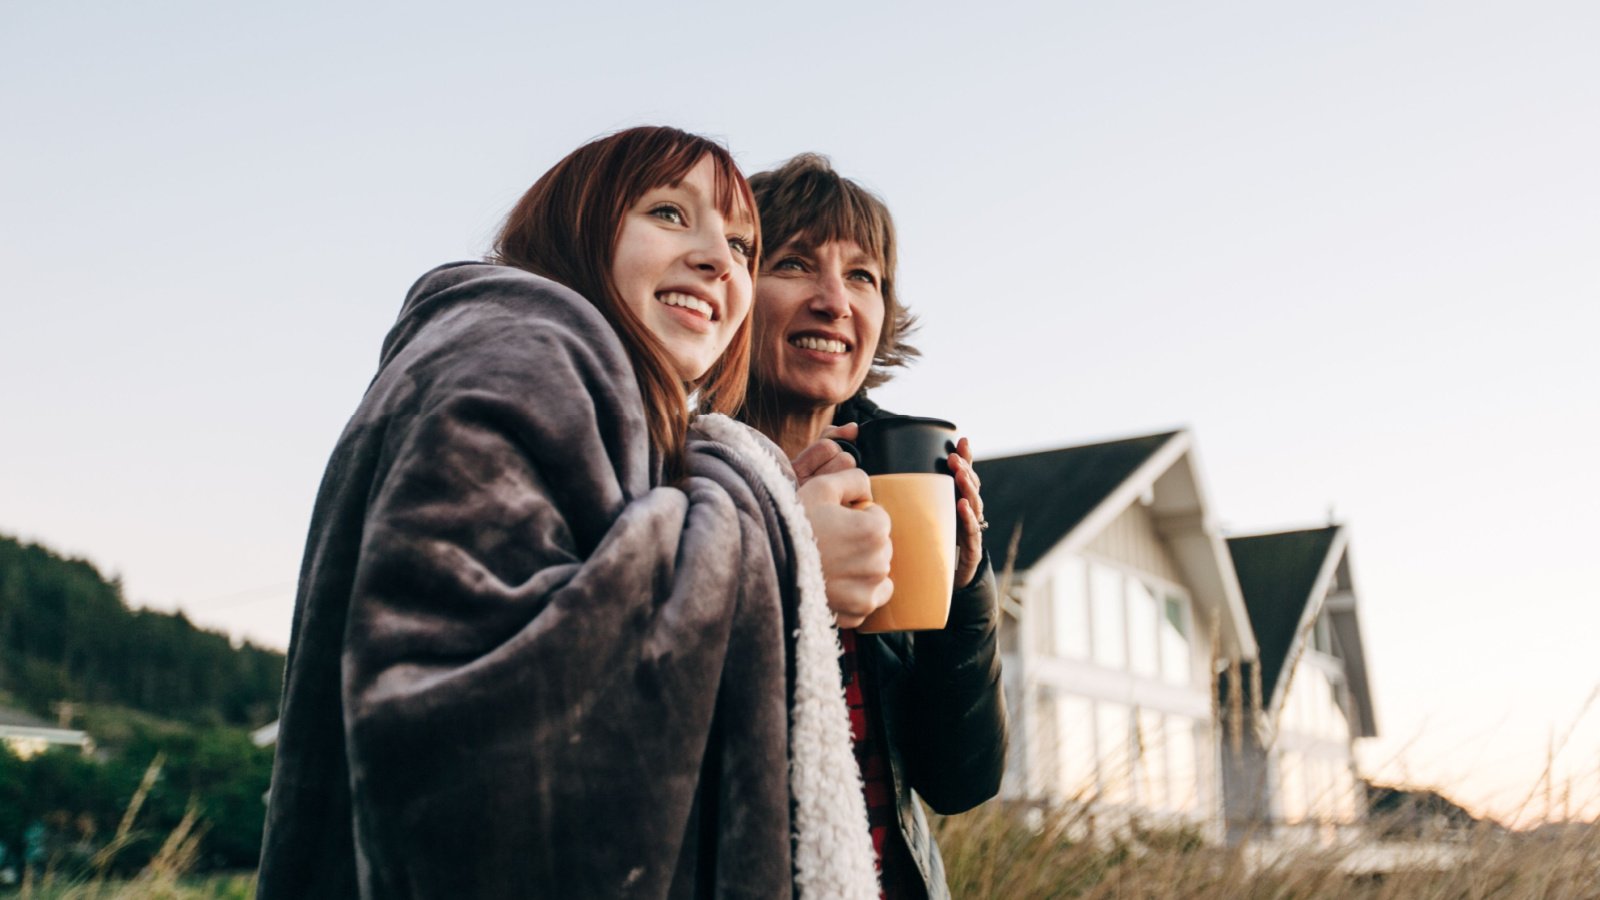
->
[765, 404, 838, 459]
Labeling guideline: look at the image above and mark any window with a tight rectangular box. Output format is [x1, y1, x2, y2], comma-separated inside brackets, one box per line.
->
[1136, 708, 1167, 810]
[1054, 695, 1096, 799]
[1029, 580, 1053, 655]
[1127, 580, 1160, 679]
[1278, 749, 1307, 823]
[1081, 559, 1192, 682]
[1030, 693, 1059, 796]
[1095, 701, 1132, 804]
[1089, 563, 1126, 669]
[1052, 558, 1090, 659]
[1167, 718, 1199, 814]
[1161, 595, 1192, 685]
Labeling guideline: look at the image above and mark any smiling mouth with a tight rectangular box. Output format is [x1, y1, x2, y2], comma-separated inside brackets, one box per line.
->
[790, 336, 849, 355]
[656, 291, 714, 321]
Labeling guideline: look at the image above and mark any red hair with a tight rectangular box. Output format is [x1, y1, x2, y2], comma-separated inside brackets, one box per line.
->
[492, 126, 759, 481]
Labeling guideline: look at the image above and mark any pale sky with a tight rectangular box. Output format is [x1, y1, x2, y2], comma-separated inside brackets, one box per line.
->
[3, 0, 1597, 825]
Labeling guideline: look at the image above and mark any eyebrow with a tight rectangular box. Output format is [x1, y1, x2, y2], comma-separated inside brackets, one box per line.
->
[654, 178, 752, 229]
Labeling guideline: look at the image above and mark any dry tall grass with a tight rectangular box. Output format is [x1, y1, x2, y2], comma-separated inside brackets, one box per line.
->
[14, 773, 1599, 899]
[11, 755, 240, 900]
[935, 802, 1600, 899]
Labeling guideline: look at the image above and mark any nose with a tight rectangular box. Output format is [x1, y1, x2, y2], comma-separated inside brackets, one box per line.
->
[808, 269, 851, 320]
[687, 228, 736, 282]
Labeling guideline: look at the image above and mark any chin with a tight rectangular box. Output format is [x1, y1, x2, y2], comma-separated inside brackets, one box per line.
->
[666, 340, 723, 382]
[678, 361, 715, 383]
[781, 381, 853, 408]
[820, 374, 864, 405]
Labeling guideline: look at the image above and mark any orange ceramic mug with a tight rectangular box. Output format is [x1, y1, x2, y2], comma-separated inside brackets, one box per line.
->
[834, 416, 959, 633]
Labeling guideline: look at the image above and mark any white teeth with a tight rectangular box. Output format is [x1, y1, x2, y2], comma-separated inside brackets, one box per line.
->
[791, 336, 848, 354]
[656, 292, 713, 319]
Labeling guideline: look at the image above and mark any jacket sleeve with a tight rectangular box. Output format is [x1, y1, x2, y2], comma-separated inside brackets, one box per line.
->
[899, 551, 1009, 814]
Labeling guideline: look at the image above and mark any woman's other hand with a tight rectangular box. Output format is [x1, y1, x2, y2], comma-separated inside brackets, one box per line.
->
[790, 423, 859, 489]
[950, 436, 985, 589]
[797, 467, 893, 629]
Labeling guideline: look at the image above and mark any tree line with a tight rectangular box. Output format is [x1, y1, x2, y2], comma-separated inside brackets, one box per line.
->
[0, 534, 283, 728]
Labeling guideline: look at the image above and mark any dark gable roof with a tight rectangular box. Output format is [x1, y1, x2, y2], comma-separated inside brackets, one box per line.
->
[976, 431, 1181, 575]
[1226, 527, 1340, 703]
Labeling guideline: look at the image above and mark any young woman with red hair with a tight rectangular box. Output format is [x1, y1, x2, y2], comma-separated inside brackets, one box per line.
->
[258, 128, 887, 899]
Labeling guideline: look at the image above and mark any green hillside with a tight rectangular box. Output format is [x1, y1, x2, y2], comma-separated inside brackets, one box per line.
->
[0, 535, 283, 728]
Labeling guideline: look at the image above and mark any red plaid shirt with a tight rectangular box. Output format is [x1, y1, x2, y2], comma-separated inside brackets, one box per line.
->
[838, 628, 924, 899]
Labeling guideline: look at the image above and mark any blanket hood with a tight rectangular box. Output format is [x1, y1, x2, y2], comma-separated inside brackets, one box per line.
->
[378, 261, 595, 369]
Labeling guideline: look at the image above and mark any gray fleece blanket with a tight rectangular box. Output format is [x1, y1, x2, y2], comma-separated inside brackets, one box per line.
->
[256, 263, 874, 899]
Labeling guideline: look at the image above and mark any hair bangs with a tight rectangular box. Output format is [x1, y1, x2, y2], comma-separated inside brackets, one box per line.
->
[790, 186, 890, 274]
[618, 137, 760, 275]
[709, 150, 761, 274]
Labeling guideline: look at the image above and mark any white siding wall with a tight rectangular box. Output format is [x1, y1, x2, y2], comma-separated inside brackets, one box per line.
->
[1002, 500, 1219, 831]
[1271, 647, 1362, 830]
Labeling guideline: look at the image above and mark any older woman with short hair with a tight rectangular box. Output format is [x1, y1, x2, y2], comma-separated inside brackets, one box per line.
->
[742, 154, 1008, 900]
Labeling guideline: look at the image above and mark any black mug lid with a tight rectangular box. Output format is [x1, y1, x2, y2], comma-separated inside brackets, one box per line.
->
[849, 415, 958, 476]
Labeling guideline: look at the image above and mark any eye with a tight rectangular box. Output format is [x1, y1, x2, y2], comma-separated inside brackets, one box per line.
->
[847, 268, 880, 288]
[727, 235, 754, 259]
[768, 256, 808, 274]
[649, 204, 685, 225]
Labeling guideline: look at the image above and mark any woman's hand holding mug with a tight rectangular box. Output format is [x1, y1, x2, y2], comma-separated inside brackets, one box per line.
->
[950, 436, 985, 589]
[790, 423, 859, 489]
[796, 467, 894, 628]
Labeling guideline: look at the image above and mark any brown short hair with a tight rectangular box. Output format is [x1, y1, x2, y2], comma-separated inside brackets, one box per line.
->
[749, 154, 918, 391]
[492, 126, 758, 481]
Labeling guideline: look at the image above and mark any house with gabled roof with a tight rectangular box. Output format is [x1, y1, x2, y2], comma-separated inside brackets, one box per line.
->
[1221, 525, 1377, 843]
[976, 429, 1258, 836]
[0, 704, 91, 760]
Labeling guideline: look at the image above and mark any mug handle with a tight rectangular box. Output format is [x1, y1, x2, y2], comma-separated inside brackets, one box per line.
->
[828, 437, 862, 468]
[827, 438, 875, 511]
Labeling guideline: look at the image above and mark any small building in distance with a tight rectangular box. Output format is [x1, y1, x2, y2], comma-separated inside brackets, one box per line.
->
[0, 704, 91, 759]
[1221, 525, 1378, 844]
[251, 719, 279, 747]
[976, 429, 1258, 838]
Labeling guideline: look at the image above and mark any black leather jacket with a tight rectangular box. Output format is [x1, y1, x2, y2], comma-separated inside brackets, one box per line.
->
[838, 396, 1009, 899]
